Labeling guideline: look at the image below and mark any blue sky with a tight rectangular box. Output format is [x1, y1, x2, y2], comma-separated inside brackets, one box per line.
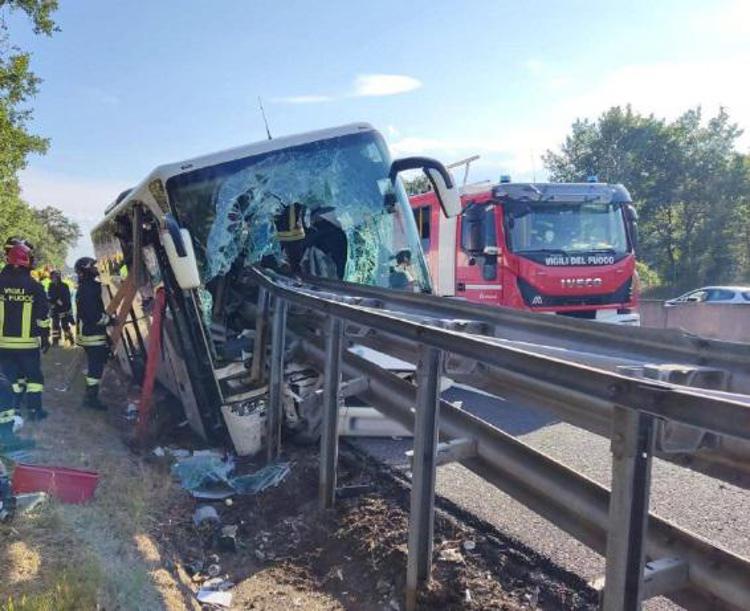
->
[6, 0, 750, 262]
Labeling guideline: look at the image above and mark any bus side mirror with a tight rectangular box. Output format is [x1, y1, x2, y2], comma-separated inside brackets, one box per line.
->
[390, 156, 462, 218]
[162, 214, 201, 290]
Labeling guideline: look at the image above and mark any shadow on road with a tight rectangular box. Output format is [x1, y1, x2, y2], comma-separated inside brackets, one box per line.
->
[442, 384, 559, 436]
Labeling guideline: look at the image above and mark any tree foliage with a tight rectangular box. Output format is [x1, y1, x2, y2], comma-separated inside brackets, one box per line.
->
[0, 1, 78, 268]
[402, 174, 432, 196]
[544, 106, 750, 291]
[1, 1, 58, 186]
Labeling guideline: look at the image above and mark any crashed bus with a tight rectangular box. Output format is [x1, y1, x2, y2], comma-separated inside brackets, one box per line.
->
[91, 123, 460, 444]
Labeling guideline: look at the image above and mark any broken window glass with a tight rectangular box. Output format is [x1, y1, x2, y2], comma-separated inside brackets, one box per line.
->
[165, 131, 431, 294]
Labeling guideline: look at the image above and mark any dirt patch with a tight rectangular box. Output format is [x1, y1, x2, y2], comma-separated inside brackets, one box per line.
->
[157, 445, 596, 610]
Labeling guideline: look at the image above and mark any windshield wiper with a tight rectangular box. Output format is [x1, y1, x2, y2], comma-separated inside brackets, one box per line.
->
[585, 247, 618, 254]
[516, 248, 569, 256]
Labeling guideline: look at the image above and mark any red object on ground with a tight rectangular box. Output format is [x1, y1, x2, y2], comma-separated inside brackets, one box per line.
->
[12, 463, 100, 504]
[137, 286, 167, 439]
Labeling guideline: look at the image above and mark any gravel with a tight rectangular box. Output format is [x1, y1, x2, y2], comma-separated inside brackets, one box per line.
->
[353, 384, 750, 610]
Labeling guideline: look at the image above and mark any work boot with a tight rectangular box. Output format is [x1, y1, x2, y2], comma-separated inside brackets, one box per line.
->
[0, 421, 34, 452]
[28, 408, 49, 422]
[0, 422, 15, 447]
[83, 386, 107, 411]
[0, 475, 16, 523]
[65, 332, 74, 346]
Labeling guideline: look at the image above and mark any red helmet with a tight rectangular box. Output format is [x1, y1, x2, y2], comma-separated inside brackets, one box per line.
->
[6, 244, 32, 268]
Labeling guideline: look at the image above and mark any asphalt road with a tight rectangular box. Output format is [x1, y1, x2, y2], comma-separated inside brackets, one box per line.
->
[353, 384, 750, 610]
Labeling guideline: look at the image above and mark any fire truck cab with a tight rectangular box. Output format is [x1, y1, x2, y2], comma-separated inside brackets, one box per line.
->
[410, 180, 640, 324]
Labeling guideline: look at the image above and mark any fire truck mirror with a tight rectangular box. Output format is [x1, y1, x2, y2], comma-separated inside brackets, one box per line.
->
[625, 204, 639, 252]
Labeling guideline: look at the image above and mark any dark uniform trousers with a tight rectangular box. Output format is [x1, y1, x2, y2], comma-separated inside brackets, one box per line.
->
[48, 282, 74, 344]
[0, 348, 44, 415]
[76, 278, 110, 396]
[51, 310, 74, 344]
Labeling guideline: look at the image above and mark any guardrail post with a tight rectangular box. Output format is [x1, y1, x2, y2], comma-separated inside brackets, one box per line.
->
[266, 297, 287, 463]
[603, 406, 656, 611]
[406, 345, 443, 611]
[250, 287, 269, 383]
[319, 317, 344, 509]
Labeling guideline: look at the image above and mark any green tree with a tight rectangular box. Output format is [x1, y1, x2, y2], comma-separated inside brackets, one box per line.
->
[402, 174, 432, 196]
[0, 1, 79, 270]
[31, 205, 81, 265]
[544, 105, 750, 290]
[1, 1, 59, 187]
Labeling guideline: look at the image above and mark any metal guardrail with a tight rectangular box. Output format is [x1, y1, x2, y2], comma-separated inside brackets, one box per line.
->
[303, 275, 750, 394]
[245, 267, 750, 610]
[330, 323, 750, 487]
[284, 278, 750, 487]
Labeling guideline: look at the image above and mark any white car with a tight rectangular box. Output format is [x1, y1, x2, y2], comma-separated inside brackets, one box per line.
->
[665, 285, 750, 306]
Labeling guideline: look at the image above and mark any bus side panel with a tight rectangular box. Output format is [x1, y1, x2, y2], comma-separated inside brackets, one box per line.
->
[94, 217, 224, 441]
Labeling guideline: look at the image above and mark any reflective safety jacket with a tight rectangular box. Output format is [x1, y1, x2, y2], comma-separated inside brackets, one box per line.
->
[0, 266, 50, 349]
[48, 281, 72, 315]
[76, 278, 108, 347]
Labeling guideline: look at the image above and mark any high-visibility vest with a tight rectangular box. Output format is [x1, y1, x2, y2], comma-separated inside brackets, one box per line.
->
[0, 267, 50, 349]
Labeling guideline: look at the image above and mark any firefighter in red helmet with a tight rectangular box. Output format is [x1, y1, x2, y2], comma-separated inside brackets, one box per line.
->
[0, 240, 50, 424]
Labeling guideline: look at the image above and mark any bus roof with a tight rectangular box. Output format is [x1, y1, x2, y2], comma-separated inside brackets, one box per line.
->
[95, 122, 376, 229]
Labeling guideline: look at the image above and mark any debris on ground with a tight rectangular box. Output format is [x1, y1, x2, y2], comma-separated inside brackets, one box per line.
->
[438, 546, 464, 564]
[156, 444, 597, 610]
[231, 462, 290, 494]
[193, 504, 221, 527]
[218, 524, 239, 552]
[125, 401, 138, 421]
[462, 539, 476, 552]
[196, 577, 234, 607]
[171, 452, 291, 499]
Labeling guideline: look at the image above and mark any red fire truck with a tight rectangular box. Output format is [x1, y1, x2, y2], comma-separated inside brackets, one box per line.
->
[410, 179, 641, 324]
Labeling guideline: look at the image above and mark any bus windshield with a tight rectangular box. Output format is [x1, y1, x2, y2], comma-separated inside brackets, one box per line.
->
[505, 201, 629, 255]
[165, 130, 430, 292]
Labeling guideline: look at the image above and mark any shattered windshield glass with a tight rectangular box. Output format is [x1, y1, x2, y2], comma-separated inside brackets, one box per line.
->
[165, 130, 430, 293]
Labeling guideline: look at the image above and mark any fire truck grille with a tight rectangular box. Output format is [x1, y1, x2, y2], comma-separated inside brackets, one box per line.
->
[517, 277, 632, 308]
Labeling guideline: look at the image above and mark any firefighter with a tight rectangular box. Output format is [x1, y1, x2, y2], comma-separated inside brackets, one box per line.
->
[3, 237, 35, 265]
[74, 257, 114, 410]
[274, 201, 307, 273]
[48, 270, 75, 346]
[389, 249, 417, 291]
[0, 242, 50, 422]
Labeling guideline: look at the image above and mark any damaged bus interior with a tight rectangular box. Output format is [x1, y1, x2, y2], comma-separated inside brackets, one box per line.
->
[91, 123, 461, 449]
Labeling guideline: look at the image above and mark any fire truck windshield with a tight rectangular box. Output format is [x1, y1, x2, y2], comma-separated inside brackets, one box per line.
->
[506, 201, 629, 256]
[166, 130, 430, 292]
